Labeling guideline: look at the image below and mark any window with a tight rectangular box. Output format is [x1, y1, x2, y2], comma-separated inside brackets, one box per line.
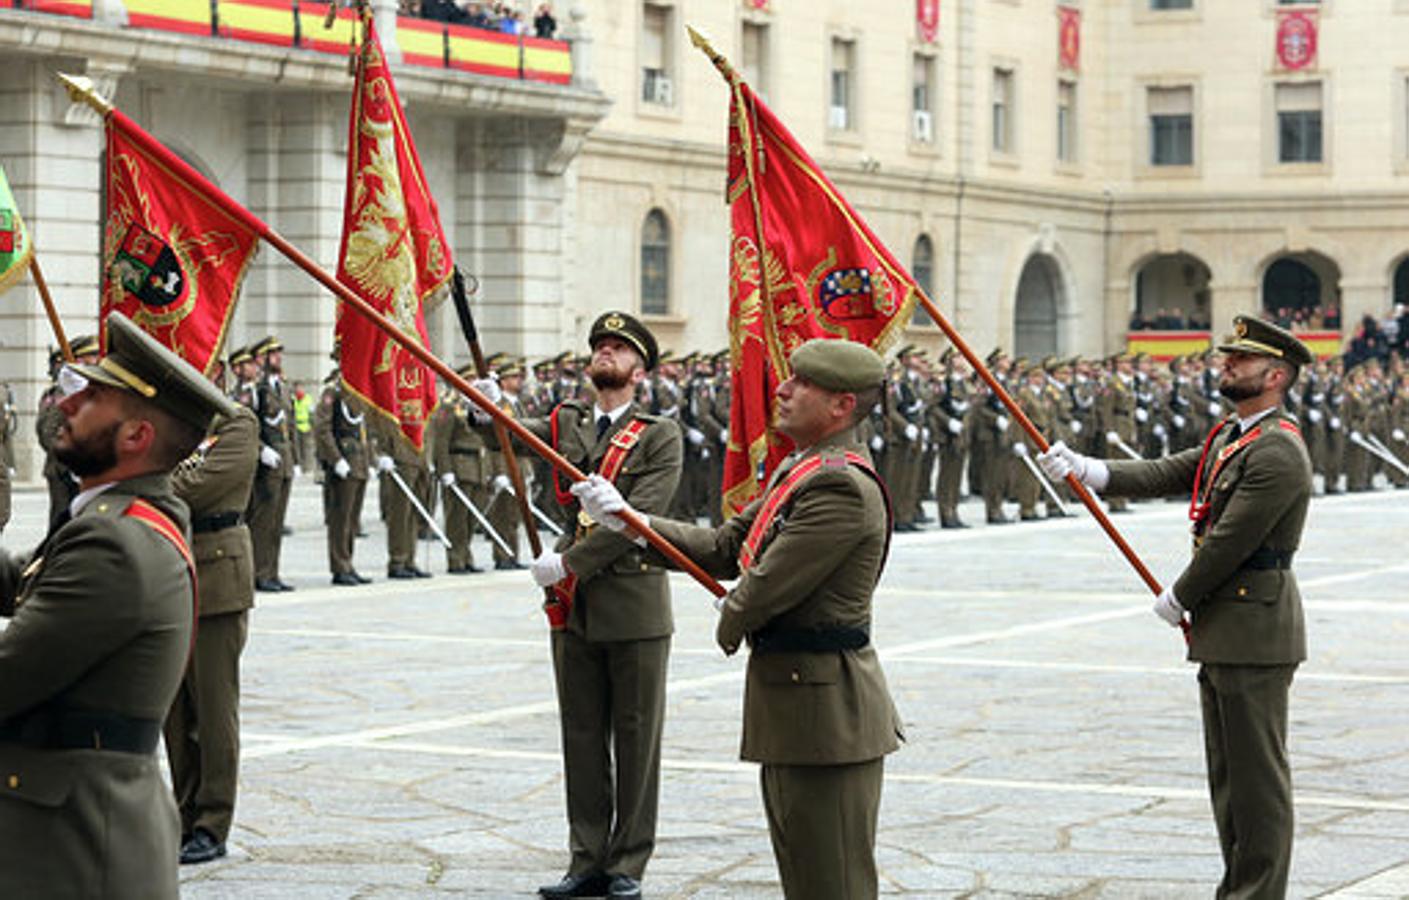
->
[992, 67, 1014, 153]
[741, 22, 769, 97]
[1148, 85, 1193, 166]
[1057, 80, 1077, 163]
[830, 38, 855, 130]
[912, 54, 936, 144]
[912, 236, 935, 326]
[641, 4, 674, 106]
[640, 210, 670, 315]
[1277, 82, 1322, 163]
[1150, 0, 1193, 9]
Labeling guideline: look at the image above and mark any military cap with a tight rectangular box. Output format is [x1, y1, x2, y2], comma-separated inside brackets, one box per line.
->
[1012, 356, 1029, 371]
[252, 335, 283, 356]
[680, 351, 699, 367]
[789, 339, 886, 393]
[499, 359, 525, 379]
[485, 351, 510, 369]
[985, 347, 1005, 367]
[1217, 315, 1314, 368]
[70, 333, 101, 358]
[533, 357, 556, 373]
[588, 310, 659, 370]
[76, 313, 236, 427]
[658, 349, 678, 366]
[897, 344, 926, 360]
[1108, 349, 1134, 363]
[712, 349, 731, 364]
[329, 336, 342, 362]
[455, 362, 478, 379]
[551, 350, 573, 366]
[938, 347, 955, 365]
[228, 345, 254, 367]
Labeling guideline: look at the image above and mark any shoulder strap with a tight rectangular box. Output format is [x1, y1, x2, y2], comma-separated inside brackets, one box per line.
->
[124, 499, 199, 652]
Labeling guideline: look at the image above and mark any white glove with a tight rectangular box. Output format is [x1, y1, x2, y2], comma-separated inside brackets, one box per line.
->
[995, 415, 1009, 433]
[1037, 439, 1109, 489]
[440, 471, 456, 487]
[530, 550, 568, 587]
[904, 423, 920, 442]
[1153, 585, 1185, 628]
[1152, 423, 1167, 438]
[870, 435, 885, 451]
[1171, 414, 1185, 430]
[492, 474, 512, 493]
[1350, 430, 1363, 442]
[1069, 419, 1083, 435]
[334, 458, 352, 479]
[1394, 428, 1406, 442]
[570, 473, 640, 533]
[1329, 416, 1341, 431]
[947, 418, 963, 436]
[921, 427, 931, 442]
[686, 427, 705, 446]
[294, 464, 304, 479]
[259, 445, 281, 469]
[1135, 407, 1149, 423]
[1306, 408, 1322, 424]
[376, 454, 395, 473]
[1012, 442, 1028, 458]
[471, 376, 501, 406]
[720, 428, 729, 445]
[1208, 402, 1221, 417]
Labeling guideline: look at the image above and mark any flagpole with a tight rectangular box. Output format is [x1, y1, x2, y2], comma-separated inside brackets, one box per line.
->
[29, 257, 74, 364]
[58, 72, 728, 602]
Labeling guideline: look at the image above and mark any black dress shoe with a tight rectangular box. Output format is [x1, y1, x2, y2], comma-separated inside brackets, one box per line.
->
[986, 515, 1012, 525]
[179, 828, 226, 865]
[255, 578, 283, 592]
[607, 874, 642, 899]
[332, 572, 360, 586]
[352, 571, 373, 584]
[539, 871, 610, 898]
[447, 565, 483, 575]
[411, 567, 433, 578]
[387, 568, 416, 579]
[276, 580, 296, 592]
[494, 559, 526, 571]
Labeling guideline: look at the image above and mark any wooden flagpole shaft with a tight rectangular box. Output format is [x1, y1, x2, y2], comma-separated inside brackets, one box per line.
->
[29, 257, 74, 364]
[58, 72, 727, 601]
[913, 291, 1165, 599]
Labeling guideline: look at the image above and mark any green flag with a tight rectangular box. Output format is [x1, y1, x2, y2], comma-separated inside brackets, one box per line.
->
[0, 164, 34, 296]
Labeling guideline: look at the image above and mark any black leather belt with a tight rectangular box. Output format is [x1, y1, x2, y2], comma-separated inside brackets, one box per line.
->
[0, 709, 162, 755]
[750, 625, 870, 654]
[1244, 548, 1294, 570]
[192, 511, 242, 533]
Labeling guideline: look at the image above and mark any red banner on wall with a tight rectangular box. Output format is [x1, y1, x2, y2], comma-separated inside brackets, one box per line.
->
[1058, 6, 1080, 72]
[917, 0, 940, 44]
[1276, 11, 1317, 71]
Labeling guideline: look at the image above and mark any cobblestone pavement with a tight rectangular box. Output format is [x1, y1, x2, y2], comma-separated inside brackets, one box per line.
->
[5, 479, 1409, 898]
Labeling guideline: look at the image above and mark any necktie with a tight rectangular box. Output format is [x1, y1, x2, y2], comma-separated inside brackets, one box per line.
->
[1227, 421, 1243, 442]
[596, 414, 612, 440]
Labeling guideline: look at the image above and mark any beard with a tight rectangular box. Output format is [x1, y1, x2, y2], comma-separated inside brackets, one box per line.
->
[1218, 376, 1262, 402]
[589, 361, 631, 392]
[55, 419, 122, 477]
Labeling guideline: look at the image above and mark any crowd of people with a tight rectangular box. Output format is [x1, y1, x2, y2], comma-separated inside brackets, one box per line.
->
[407, 0, 557, 39]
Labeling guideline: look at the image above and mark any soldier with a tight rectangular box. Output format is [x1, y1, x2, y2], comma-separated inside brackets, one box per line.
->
[0, 312, 233, 898]
[164, 357, 259, 865]
[316, 357, 372, 585]
[1041, 315, 1314, 900]
[702, 350, 732, 526]
[433, 365, 487, 575]
[888, 345, 931, 531]
[1343, 364, 1375, 492]
[486, 359, 531, 570]
[247, 336, 296, 592]
[929, 348, 970, 528]
[1097, 351, 1139, 513]
[1012, 361, 1055, 521]
[482, 312, 680, 900]
[572, 338, 904, 900]
[36, 334, 101, 525]
[374, 421, 434, 580]
[1322, 356, 1347, 493]
[972, 349, 1013, 524]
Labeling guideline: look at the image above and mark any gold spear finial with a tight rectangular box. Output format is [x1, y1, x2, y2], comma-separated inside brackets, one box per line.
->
[687, 25, 737, 82]
[57, 73, 113, 117]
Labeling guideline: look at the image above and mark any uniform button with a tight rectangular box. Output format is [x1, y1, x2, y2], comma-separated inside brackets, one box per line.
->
[97, 503, 108, 513]
[215, 549, 224, 557]
[7, 775, 17, 789]
[790, 671, 800, 683]
[1237, 587, 1248, 597]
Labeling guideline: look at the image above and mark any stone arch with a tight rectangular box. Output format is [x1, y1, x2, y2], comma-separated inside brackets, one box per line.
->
[1129, 251, 1212, 330]
[1012, 253, 1066, 358]
[1257, 249, 1341, 331]
[1389, 253, 1409, 307]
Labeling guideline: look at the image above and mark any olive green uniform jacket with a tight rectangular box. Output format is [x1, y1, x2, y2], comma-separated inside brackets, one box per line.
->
[0, 473, 193, 899]
[649, 432, 903, 765]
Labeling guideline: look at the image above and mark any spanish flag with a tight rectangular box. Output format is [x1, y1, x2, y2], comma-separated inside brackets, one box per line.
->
[0, 164, 35, 297]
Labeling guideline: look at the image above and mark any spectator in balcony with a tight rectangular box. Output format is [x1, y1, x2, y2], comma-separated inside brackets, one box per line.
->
[1324, 303, 1341, 330]
[534, 3, 557, 39]
[1128, 310, 1148, 332]
[421, 0, 467, 23]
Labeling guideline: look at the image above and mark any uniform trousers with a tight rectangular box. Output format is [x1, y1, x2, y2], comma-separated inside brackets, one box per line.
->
[935, 444, 964, 523]
[444, 480, 489, 569]
[325, 474, 366, 575]
[761, 756, 885, 900]
[551, 630, 669, 881]
[163, 610, 249, 842]
[249, 470, 292, 581]
[1199, 662, 1296, 900]
[385, 465, 428, 570]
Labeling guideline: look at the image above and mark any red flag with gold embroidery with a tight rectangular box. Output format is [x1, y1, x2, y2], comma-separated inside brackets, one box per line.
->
[716, 51, 918, 517]
[102, 109, 259, 373]
[335, 17, 451, 450]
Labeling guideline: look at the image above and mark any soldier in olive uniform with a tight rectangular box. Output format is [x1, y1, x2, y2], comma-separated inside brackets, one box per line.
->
[702, 351, 732, 526]
[929, 348, 971, 528]
[1343, 365, 1375, 492]
[574, 338, 903, 900]
[1042, 316, 1313, 900]
[1013, 363, 1054, 520]
[491, 312, 680, 900]
[164, 360, 259, 864]
[0, 313, 233, 899]
[486, 359, 531, 569]
[374, 421, 434, 580]
[434, 364, 490, 575]
[1097, 352, 1140, 513]
[247, 336, 296, 592]
[316, 363, 372, 585]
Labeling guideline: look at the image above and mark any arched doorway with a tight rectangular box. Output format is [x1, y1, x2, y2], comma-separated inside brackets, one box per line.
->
[1261, 251, 1340, 330]
[1132, 252, 1211, 330]
[1013, 254, 1063, 358]
[1392, 255, 1409, 307]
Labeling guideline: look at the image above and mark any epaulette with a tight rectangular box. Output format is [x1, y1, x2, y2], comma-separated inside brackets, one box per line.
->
[629, 412, 666, 424]
[818, 448, 850, 470]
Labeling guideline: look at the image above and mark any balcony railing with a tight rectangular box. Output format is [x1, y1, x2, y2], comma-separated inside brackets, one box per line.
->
[9, 0, 571, 84]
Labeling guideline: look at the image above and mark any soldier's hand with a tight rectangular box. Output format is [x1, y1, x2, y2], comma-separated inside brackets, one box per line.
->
[570, 474, 637, 533]
[1037, 440, 1108, 489]
[440, 471, 455, 487]
[720, 428, 729, 445]
[259, 445, 282, 469]
[1068, 419, 1082, 435]
[1394, 428, 1406, 442]
[334, 458, 352, 479]
[947, 418, 963, 435]
[530, 550, 568, 587]
[904, 423, 919, 442]
[686, 427, 705, 446]
[375, 454, 395, 473]
[869, 435, 884, 451]
[715, 613, 742, 656]
[1011, 442, 1028, 458]
[1152, 586, 1185, 627]
[470, 376, 501, 406]
[995, 415, 1009, 433]
[1135, 407, 1149, 423]
[1105, 430, 1120, 445]
[1171, 414, 1185, 429]
[1306, 409, 1322, 424]
[1207, 402, 1221, 417]
[492, 474, 512, 494]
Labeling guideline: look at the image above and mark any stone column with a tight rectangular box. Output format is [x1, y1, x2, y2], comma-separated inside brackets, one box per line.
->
[371, 0, 401, 64]
[1210, 282, 1259, 336]
[566, 3, 594, 90]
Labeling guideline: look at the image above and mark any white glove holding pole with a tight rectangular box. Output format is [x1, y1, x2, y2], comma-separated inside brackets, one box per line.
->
[1208, 402, 1221, 417]
[259, 446, 281, 469]
[1012, 442, 1028, 458]
[1306, 408, 1322, 424]
[686, 427, 705, 446]
[492, 474, 512, 493]
[720, 428, 729, 445]
[1135, 407, 1149, 423]
[947, 418, 963, 436]
[376, 454, 395, 473]
[1153, 585, 1185, 627]
[470, 376, 501, 405]
[904, 423, 919, 442]
[870, 435, 884, 451]
[1394, 428, 1406, 442]
[440, 471, 455, 487]
[570, 474, 644, 534]
[1036, 440, 1109, 489]
[995, 415, 1009, 433]
[530, 550, 568, 587]
[334, 458, 352, 479]
[1069, 419, 1083, 435]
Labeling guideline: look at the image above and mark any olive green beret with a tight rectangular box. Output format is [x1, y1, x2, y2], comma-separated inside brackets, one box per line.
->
[789, 339, 885, 392]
